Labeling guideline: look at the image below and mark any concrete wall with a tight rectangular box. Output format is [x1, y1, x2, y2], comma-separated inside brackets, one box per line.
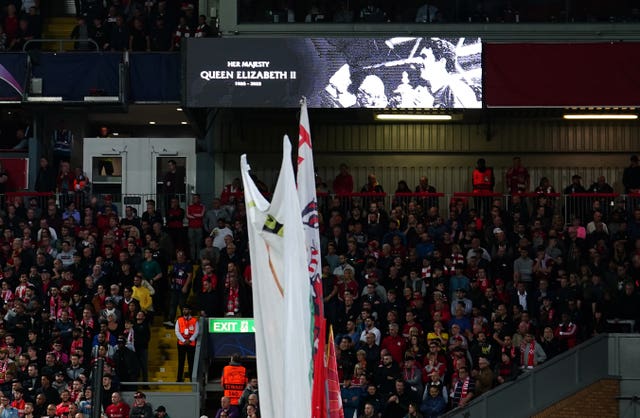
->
[533, 379, 620, 418]
[212, 117, 639, 196]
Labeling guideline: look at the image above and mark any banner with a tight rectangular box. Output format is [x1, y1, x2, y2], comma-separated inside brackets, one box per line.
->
[184, 37, 482, 109]
[241, 137, 312, 418]
[297, 98, 326, 418]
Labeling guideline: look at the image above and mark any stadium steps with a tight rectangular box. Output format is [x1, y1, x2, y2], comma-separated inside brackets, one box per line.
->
[41, 17, 77, 51]
[147, 316, 192, 392]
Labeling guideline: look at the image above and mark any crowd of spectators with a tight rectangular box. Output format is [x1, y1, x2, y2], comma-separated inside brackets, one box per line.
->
[0, 1, 42, 52]
[71, 0, 218, 52]
[314, 159, 639, 417]
[240, 0, 640, 24]
[0, 152, 637, 417]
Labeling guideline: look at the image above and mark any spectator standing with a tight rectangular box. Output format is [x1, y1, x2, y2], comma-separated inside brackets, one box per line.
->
[89, 16, 109, 50]
[133, 311, 151, 383]
[563, 174, 587, 220]
[186, 193, 205, 261]
[361, 173, 384, 193]
[150, 17, 172, 51]
[623, 155, 640, 193]
[221, 354, 246, 406]
[168, 250, 192, 326]
[333, 163, 354, 195]
[129, 17, 150, 51]
[166, 196, 186, 253]
[194, 15, 211, 37]
[0, 161, 9, 195]
[70, 16, 90, 50]
[505, 156, 530, 194]
[172, 16, 190, 51]
[471, 158, 494, 218]
[109, 15, 129, 51]
[35, 157, 56, 193]
[174, 304, 198, 382]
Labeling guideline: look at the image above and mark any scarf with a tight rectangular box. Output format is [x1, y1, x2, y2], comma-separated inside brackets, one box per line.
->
[460, 377, 470, 398]
[227, 286, 239, 315]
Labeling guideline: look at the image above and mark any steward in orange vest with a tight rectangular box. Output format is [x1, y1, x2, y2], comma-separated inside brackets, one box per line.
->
[472, 158, 495, 193]
[221, 354, 247, 406]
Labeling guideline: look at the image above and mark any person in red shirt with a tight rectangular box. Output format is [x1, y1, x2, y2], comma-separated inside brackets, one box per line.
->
[333, 163, 354, 195]
[380, 322, 406, 364]
[186, 193, 205, 261]
[105, 392, 130, 418]
[505, 156, 530, 195]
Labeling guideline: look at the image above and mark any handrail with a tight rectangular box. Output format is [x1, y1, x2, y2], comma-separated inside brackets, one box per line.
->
[23, 38, 100, 52]
[193, 316, 208, 409]
[394, 192, 445, 197]
[567, 192, 620, 197]
[119, 381, 198, 388]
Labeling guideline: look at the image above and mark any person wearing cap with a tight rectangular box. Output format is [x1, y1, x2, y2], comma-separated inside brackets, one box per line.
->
[130, 391, 153, 418]
[174, 304, 199, 382]
[154, 405, 171, 418]
[113, 335, 139, 386]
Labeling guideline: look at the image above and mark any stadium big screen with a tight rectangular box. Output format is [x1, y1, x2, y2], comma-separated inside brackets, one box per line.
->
[184, 37, 482, 109]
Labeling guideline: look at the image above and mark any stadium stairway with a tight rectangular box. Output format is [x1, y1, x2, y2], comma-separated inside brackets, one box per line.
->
[42, 17, 77, 50]
[147, 315, 192, 392]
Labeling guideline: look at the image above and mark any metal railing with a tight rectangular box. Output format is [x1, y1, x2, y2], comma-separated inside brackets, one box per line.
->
[23, 38, 100, 52]
[7, 190, 638, 227]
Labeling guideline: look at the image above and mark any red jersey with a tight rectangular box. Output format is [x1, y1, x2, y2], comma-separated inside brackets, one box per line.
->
[105, 401, 130, 418]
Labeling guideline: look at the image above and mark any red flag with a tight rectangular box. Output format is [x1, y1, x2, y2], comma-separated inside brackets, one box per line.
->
[327, 326, 344, 418]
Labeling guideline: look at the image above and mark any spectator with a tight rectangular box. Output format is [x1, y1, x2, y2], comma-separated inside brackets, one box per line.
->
[174, 304, 198, 382]
[109, 15, 129, 51]
[130, 390, 153, 418]
[505, 156, 530, 194]
[129, 17, 150, 51]
[104, 392, 131, 418]
[89, 16, 109, 50]
[215, 396, 239, 418]
[471, 158, 494, 217]
[623, 155, 640, 193]
[333, 163, 354, 195]
[194, 15, 212, 37]
[70, 16, 90, 50]
[450, 366, 474, 408]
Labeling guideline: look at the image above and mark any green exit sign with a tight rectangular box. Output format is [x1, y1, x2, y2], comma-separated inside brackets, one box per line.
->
[209, 318, 255, 334]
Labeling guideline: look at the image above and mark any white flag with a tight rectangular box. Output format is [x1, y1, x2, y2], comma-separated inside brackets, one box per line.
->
[241, 136, 313, 418]
[297, 98, 327, 418]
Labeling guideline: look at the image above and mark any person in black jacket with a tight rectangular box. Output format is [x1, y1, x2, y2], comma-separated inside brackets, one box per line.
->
[133, 311, 151, 383]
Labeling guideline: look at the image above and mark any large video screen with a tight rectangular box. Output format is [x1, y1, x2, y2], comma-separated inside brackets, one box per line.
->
[184, 37, 482, 109]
